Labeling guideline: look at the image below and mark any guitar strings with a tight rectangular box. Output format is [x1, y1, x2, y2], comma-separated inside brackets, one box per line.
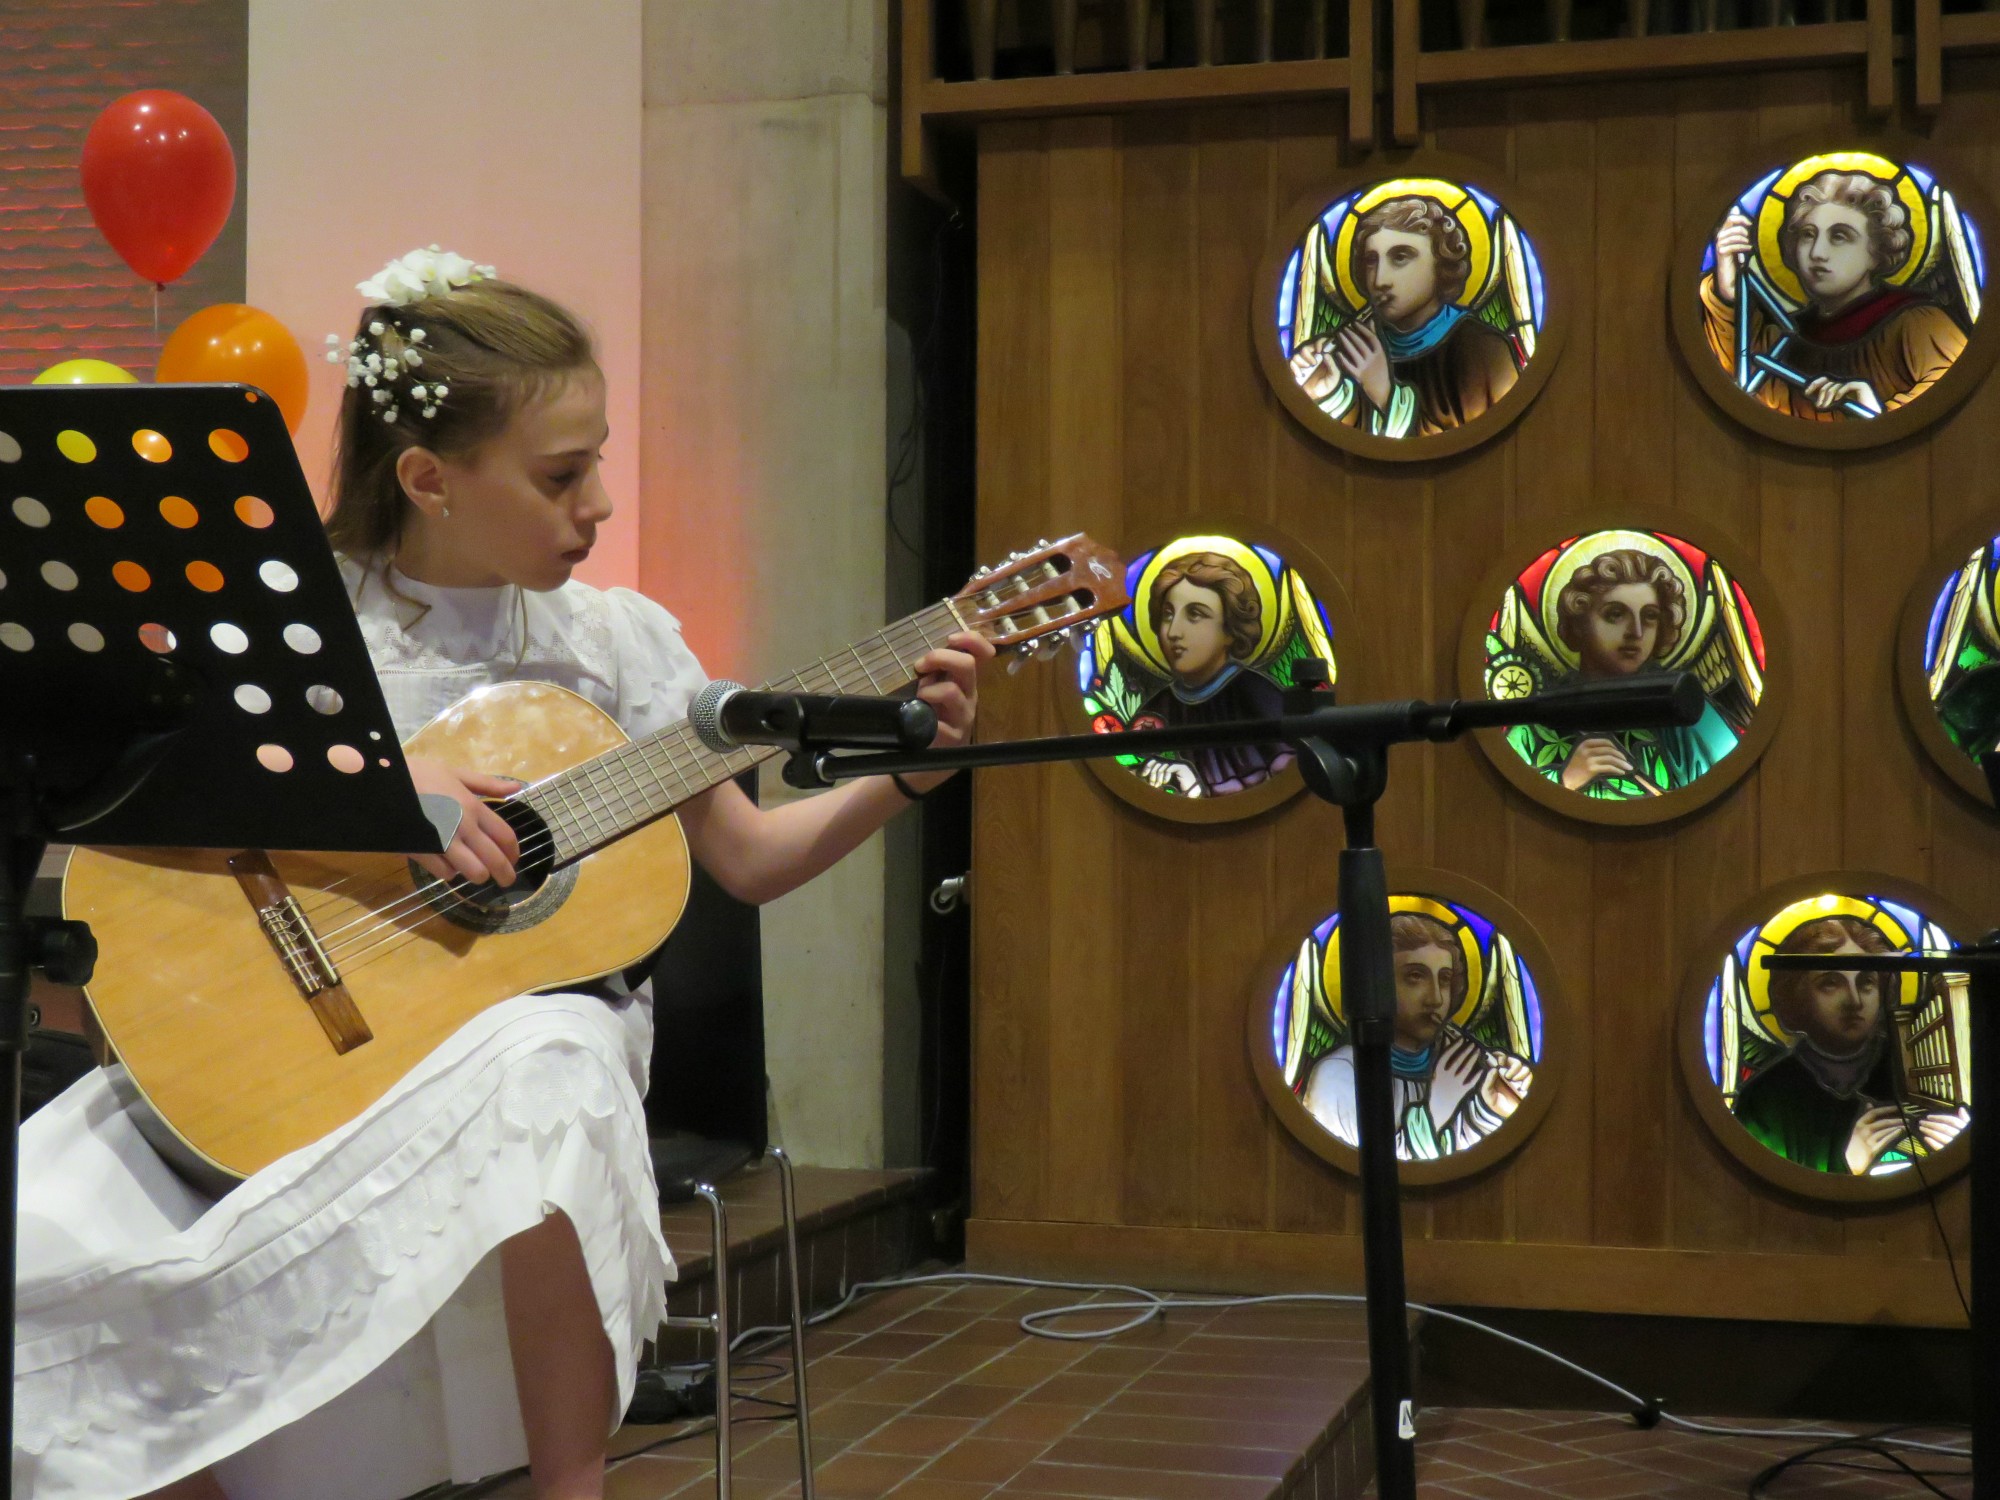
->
[297, 603, 955, 937]
[306, 607, 965, 966]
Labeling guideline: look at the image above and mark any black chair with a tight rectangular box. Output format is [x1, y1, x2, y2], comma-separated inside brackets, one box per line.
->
[633, 773, 814, 1500]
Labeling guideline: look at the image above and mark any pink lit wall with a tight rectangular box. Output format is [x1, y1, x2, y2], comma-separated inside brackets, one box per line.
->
[244, 0, 642, 592]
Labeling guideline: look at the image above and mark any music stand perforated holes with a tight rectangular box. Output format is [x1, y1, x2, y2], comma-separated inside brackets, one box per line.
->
[132, 430, 172, 463]
[0, 623, 32, 652]
[209, 429, 249, 463]
[234, 496, 273, 529]
[306, 685, 343, 715]
[327, 745, 363, 774]
[55, 431, 96, 464]
[234, 683, 272, 714]
[85, 496, 123, 528]
[255, 744, 294, 773]
[67, 623, 103, 653]
[0, 432, 20, 463]
[159, 496, 198, 529]
[259, 560, 298, 592]
[40, 561, 77, 592]
[210, 622, 250, 655]
[12, 497, 50, 528]
[284, 623, 321, 655]
[138, 623, 176, 654]
[113, 561, 150, 592]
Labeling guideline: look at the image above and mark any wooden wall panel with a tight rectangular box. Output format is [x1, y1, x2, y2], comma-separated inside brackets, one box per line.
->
[968, 67, 1987, 1326]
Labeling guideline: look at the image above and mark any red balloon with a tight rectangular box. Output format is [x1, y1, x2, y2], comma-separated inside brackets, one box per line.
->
[81, 90, 236, 288]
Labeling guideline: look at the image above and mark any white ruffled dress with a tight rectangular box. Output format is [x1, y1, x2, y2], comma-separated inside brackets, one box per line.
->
[15, 563, 710, 1500]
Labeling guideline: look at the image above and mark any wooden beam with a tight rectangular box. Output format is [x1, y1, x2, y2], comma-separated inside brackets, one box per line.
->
[1414, 21, 1870, 86]
[967, 1217, 1972, 1329]
[916, 56, 1354, 122]
[1865, 0, 1894, 113]
[1392, 0, 1420, 145]
[1914, 0, 1942, 110]
[1940, 9, 2000, 52]
[900, 0, 937, 190]
[1349, 0, 1376, 148]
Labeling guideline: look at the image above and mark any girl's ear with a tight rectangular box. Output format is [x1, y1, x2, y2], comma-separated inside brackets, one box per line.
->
[395, 446, 449, 519]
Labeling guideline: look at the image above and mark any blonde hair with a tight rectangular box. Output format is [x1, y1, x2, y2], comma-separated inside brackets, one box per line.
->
[1555, 548, 1687, 661]
[325, 279, 597, 560]
[1779, 171, 1912, 281]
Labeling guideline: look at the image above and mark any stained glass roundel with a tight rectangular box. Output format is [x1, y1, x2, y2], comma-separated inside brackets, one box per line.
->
[1256, 159, 1563, 461]
[1672, 138, 2000, 450]
[1679, 879, 1974, 1202]
[1458, 515, 1788, 826]
[1064, 526, 1352, 825]
[1898, 515, 2000, 808]
[1249, 875, 1564, 1185]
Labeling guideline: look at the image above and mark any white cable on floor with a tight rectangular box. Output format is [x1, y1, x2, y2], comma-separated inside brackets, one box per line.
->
[725, 1270, 1971, 1459]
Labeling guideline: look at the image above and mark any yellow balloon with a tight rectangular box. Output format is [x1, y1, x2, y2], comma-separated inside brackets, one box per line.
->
[34, 358, 137, 385]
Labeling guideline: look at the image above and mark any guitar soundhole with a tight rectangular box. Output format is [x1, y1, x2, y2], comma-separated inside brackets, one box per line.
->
[408, 796, 578, 935]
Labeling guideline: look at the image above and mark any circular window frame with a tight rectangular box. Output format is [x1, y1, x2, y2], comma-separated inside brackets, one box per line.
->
[1667, 130, 2000, 453]
[1251, 150, 1571, 465]
[1056, 516, 1357, 826]
[1895, 508, 2000, 811]
[1675, 870, 1978, 1205]
[1454, 505, 1792, 828]
[1246, 866, 1570, 1188]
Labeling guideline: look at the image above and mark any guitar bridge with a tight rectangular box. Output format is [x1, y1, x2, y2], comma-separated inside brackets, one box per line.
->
[229, 851, 373, 1054]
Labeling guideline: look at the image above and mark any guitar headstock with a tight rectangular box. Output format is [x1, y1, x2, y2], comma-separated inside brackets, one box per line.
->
[952, 534, 1129, 662]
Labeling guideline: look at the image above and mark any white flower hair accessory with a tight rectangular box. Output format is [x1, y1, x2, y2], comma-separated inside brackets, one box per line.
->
[326, 245, 495, 425]
[356, 244, 496, 308]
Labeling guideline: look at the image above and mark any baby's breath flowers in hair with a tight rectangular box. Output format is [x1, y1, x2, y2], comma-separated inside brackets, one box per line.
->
[325, 245, 496, 424]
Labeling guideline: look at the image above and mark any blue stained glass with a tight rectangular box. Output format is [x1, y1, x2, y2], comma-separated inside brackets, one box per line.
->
[1321, 197, 1354, 239]
[1968, 215, 1988, 291]
[1314, 601, 1335, 638]
[1523, 236, 1547, 329]
[1736, 167, 1783, 217]
[1278, 249, 1300, 356]
[1521, 960, 1544, 1062]
[1703, 985, 1723, 1085]
[1468, 185, 1501, 217]
[1075, 639, 1095, 694]
[1124, 554, 1147, 605]
[1733, 926, 1759, 969]
[1452, 900, 1497, 953]
[1254, 545, 1283, 572]
[1876, 895, 1923, 946]
[1912, 163, 1937, 194]
[1701, 243, 1717, 275]
[1273, 961, 1294, 1063]
[1925, 578, 1953, 673]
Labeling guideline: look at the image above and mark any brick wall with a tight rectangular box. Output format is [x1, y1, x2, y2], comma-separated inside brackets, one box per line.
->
[0, 0, 247, 381]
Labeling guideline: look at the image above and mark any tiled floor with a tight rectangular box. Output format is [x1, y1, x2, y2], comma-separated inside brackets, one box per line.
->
[479, 1278, 1379, 1500]
[1373, 1405, 1972, 1499]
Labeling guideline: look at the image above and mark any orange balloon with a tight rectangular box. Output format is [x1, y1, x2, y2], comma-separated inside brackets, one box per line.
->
[157, 303, 308, 434]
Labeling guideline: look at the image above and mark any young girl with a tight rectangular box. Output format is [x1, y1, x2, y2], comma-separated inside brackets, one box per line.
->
[13, 250, 991, 1500]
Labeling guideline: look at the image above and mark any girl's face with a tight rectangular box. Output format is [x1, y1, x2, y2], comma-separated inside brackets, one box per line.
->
[405, 368, 613, 591]
[1799, 939, 1886, 1053]
[1159, 579, 1233, 687]
[1791, 202, 1877, 309]
[1393, 942, 1456, 1053]
[1577, 582, 1662, 678]
[1360, 227, 1442, 330]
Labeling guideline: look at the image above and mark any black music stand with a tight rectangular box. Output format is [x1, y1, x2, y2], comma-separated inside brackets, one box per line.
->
[1762, 934, 1996, 1497]
[0, 382, 442, 1498]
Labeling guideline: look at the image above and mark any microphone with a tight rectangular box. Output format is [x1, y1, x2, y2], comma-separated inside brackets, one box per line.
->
[688, 680, 938, 754]
[1443, 672, 1706, 737]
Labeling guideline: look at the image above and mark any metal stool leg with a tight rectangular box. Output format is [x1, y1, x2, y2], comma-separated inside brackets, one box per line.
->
[770, 1147, 816, 1500]
[695, 1182, 731, 1500]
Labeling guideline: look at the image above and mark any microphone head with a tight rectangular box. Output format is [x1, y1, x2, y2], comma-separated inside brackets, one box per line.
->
[688, 679, 747, 755]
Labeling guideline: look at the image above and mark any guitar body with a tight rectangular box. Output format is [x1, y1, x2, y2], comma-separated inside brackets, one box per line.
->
[63, 681, 691, 1185]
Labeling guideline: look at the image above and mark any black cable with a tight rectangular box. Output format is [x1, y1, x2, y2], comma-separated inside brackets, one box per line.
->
[1748, 1434, 1970, 1498]
[1887, 1073, 1972, 1326]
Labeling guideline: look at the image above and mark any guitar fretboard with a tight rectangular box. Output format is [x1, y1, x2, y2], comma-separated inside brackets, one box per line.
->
[528, 599, 967, 863]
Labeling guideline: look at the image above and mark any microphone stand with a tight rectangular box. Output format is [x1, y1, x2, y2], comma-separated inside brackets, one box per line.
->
[773, 665, 1707, 1500]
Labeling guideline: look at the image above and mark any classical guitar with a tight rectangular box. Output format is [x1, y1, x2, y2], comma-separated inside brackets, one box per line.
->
[64, 535, 1127, 1187]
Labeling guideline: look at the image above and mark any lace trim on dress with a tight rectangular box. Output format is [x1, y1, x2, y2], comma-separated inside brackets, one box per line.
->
[14, 1001, 668, 1485]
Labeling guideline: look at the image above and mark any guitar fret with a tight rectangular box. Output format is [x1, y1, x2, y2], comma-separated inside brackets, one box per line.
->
[849, 643, 882, 693]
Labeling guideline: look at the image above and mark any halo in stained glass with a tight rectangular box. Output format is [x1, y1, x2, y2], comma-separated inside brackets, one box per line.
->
[1457, 512, 1789, 826]
[1254, 157, 1564, 462]
[1248, 873, 1565, 1186]
[1897, 514, 2000, 808]
[1671, 136, 2000, 450]
[1063, 523, 1352, 825]
[1678, 878, 1974, 1202]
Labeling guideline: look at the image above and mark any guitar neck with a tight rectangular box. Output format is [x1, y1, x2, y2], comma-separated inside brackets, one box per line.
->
[528, 599, 968, 863]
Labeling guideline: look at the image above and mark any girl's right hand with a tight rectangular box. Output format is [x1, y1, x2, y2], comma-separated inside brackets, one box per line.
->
[1712, 210, 1754, 304]
[406, 755, 522, 886]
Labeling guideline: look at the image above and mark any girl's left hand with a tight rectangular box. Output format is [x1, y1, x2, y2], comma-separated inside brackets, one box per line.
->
[913, 630, 997, 749]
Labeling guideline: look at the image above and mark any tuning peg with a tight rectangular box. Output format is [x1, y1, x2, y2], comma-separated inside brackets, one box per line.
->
[974, 565, 992, 578]
[1006, 646, 1030, 675]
